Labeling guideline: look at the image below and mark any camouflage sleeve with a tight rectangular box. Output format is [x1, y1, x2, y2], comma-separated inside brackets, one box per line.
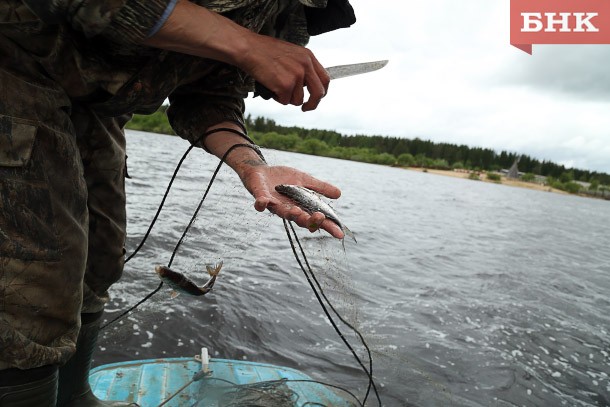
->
[166, 64, 251, 148]
[167, 3, 311, 149]
[21, 0, 172, 44]
[259, 3, 311, 46]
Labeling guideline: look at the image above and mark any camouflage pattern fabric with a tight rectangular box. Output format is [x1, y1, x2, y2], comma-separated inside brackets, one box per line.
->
[72, 107, 131, 315]
[0, 0, 314, 138]
[0, 0, 328, 371]
[0, 61, 88, 370]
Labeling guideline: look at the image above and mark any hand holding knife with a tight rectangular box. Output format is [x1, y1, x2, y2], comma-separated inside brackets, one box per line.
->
[254, 60, 389, 100]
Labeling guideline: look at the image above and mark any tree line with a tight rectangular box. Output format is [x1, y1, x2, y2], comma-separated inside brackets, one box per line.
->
[125, 110, 610, 188]
[246, 115, 609, 186]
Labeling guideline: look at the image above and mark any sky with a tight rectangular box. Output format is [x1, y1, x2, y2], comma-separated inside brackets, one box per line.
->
[245, 0, 610, 174]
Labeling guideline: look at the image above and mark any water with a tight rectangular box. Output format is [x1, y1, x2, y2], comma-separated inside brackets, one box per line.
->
[96, 130, 610, 407]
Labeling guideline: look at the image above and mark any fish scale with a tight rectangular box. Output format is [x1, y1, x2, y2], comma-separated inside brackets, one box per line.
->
[275, 184, 356, 242]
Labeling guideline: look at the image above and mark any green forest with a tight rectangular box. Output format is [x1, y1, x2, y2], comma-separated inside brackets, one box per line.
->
[126, 108, 610, 196]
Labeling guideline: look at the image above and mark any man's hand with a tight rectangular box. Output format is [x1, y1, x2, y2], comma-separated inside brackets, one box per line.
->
[143, 0, 330, 111]
[240, 35, 330, 111]
[203, 125, 344, 239]
[241, 164, 344, 239]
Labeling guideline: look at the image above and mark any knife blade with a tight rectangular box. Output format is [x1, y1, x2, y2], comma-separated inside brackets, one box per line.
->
[254, 60, 388, 100]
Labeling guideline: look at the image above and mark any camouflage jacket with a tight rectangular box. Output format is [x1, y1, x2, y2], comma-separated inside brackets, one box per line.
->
[0, 0, 354, 144]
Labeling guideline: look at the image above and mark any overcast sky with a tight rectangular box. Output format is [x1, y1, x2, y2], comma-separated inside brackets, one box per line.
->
[245, 0, 610, 174]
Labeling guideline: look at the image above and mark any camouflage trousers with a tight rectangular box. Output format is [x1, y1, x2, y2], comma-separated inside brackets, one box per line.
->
[0, 63, 129, 370]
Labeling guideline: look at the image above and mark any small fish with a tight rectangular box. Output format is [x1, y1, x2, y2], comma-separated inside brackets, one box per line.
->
[155, 261, 222, 298]
[275, 184, 356, 243]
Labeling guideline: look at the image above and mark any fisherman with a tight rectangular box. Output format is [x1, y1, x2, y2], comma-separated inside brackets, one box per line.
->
[0, 0, 355, 405]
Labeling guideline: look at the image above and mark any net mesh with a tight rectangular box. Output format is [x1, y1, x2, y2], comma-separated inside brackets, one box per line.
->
[194, 379, 299, 407]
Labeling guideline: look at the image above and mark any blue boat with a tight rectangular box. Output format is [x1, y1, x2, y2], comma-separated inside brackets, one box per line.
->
[89, 352, 356, 406]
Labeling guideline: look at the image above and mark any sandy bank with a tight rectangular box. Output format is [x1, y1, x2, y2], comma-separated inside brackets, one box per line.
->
[406, 167, 569, 195]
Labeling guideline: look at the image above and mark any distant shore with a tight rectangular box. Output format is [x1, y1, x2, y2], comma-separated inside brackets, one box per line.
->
[407, 167, 572, 195]
[125, 120, 608, 201]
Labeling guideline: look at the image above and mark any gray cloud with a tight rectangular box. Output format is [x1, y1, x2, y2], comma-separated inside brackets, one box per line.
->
[247, 1, 610, 174]
[503, 45, 610, 100]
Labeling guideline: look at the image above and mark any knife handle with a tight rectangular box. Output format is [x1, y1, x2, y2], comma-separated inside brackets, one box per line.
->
[253, 82, 275, 100]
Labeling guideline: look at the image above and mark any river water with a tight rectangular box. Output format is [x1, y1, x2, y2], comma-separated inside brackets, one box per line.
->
[96, 130, 610, 407]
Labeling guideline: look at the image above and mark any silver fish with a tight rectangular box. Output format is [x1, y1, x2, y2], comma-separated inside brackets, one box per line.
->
[155, 262, 222, 298]
[275, 184, 356, 242]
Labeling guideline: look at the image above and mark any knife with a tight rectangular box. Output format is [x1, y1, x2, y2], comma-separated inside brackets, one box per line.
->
[254, 60, 389, 100]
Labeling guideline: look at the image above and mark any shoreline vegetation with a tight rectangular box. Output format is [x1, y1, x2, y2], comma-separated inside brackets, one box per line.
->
[126, 108, 610, 200]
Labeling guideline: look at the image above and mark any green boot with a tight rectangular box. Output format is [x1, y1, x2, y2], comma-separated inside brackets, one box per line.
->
[57, 312, 138, 407]
[0, 365, 58, 407]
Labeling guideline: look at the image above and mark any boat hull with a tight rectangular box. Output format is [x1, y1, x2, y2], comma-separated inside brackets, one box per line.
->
[90, 357, 354, 406]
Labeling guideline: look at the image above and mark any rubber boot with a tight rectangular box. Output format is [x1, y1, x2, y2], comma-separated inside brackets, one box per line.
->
[57, 312, 138, 407]
[0, 365, 58, 407]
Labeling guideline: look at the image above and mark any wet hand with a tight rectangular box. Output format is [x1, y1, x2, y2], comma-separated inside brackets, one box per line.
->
[241, 165, 344, 238]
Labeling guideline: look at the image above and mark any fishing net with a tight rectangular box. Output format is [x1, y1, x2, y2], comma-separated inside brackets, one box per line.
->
[98, 140, 384, 406]
[193, 379, 299, 407]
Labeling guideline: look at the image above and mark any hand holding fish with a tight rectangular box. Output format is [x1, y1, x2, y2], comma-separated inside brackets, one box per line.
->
[203, 123, 344, 239]
[242, 165, 345, 239]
